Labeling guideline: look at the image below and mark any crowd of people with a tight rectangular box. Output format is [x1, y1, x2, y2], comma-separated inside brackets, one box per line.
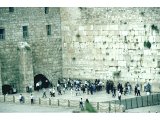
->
[20, 78, 152, 105]
[55, 78, 105, 96]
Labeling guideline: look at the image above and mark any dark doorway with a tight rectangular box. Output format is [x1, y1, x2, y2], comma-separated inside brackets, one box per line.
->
[2, 84, 17, 95]
[34, 74, 51, 90]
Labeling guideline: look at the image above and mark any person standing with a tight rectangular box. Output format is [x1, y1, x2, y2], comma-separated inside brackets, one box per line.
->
[29, 84, 32, 93]
[30, 94, 34, 104]
[49, 87, 52, 96]
[137, 85, 141, 96]
[19, 94, 23, 103]
[79, 98, 84, 111]
[75, 87, 78, 96]
[52, 88, 55, 97]
[70, 88, 73, 96]
[36, 82, 40, 91]
[127, 83, 131, 95]
[134, 85, 137, 96]
[118, 91, 121, 102]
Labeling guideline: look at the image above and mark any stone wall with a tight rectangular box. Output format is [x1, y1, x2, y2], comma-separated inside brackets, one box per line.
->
[0, 8, 62, 91]
[61, 8, 160, 91]
[0, 59, 2, 94]
[0, 7, 160, 92]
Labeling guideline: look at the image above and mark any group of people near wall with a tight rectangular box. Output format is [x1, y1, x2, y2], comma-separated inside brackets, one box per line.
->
[55, 78, 105, 96]
[21, 78, 152, 105]
[34, 78, 152, 98]
[19, 79, 151, 109]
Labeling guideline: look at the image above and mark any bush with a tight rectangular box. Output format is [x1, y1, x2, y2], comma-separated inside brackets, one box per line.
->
[151, 24, 159, 33]
[113, 71, 121, 77]
[144, 41, 151, 49]
[85, 102, 97, 113]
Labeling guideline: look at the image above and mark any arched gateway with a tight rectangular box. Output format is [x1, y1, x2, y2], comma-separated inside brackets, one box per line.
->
[34, 74, 51, 90]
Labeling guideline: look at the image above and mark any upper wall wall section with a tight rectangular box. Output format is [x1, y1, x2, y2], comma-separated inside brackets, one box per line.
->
[60, 8, 160, 91]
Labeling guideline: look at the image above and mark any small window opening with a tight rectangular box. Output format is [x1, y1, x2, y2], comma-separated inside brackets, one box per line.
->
[46, 25, 51, 35]
[9, 7, 14, 12]
[23, 26, 28, 38]
[0, 28, 5, 40]
[45, 7, 49, 14]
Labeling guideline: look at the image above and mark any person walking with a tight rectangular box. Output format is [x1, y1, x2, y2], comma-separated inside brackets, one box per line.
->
[30, 94, 34, 104]
[134, 85, 137, 96]
[112, 86, 116, 97]
[42, 88, 47, 98]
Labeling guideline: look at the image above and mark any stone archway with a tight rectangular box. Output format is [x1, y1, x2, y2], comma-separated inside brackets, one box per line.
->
[34, 74, 51, 90]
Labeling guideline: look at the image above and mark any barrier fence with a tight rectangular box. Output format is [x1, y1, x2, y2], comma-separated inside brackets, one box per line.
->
[0, 93, 160, 112]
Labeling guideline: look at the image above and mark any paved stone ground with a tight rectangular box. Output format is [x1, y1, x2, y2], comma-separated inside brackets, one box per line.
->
[0, 88, 160, 113]
[4, 88, 153, 102]
[0, 102, 160, 113]
[0, 102, 78, 113]
[125, 105, 160, 113]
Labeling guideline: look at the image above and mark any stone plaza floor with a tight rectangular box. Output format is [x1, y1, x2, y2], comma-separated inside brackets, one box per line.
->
[6, 88, 152, 102]
[125, 105, 160, 113]
[0, 101, 160, 113]
[0, 102, 77, 113]
[0, 88, 160, 113]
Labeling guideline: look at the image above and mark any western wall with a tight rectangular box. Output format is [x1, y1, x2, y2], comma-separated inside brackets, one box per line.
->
[61, 8, 160, 91]
[0, 7, 160, 93]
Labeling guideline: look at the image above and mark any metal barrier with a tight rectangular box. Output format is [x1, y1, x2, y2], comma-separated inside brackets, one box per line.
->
[118, 93, 160, 110]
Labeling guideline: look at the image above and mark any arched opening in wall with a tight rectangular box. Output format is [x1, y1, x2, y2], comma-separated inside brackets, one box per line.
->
[34, 74, 51, 90]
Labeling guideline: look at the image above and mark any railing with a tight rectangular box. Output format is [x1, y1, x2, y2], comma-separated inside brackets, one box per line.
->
[0, 93, 160, 112]
[115, 93, 160, 110]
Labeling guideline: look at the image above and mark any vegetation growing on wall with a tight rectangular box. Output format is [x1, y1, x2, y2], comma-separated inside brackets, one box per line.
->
[144, 41, 151, 49]
[113, 71, 121, 77]
[79, 7, 87, 11]
[151, 24, 159, 33]
[72, 57, 76, 61]
[124, 36, 128, 43]
[76, 34, 80, 38]
[140, 12, 145, 16]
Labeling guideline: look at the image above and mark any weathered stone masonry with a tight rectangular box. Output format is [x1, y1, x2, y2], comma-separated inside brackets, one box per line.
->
[0, 59, 2, 94]
[61, 8, 160, 92]
[0, 7, 160, 93]
[0, 8, 62, 92]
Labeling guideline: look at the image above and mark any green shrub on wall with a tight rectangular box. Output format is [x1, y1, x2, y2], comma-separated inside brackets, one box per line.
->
[144, 41, 151, 49]
[113, 71, 121, 77]
[151, 24, 159, 33]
